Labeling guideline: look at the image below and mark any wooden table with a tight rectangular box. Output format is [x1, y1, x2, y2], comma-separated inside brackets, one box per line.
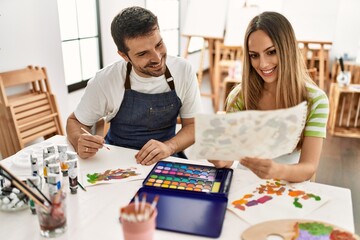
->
[0, 135, 356, 239]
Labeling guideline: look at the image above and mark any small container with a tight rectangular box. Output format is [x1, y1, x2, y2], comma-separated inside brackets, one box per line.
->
[120, 202, 157, 240]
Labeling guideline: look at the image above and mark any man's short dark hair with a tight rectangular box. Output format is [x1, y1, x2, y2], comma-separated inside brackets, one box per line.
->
[111, 6, 159, 54]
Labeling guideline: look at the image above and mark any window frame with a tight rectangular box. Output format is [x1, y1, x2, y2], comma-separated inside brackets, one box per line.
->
[57, 0, 103, 93]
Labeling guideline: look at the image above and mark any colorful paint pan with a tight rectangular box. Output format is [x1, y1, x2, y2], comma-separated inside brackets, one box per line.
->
[143, 161, 233, 194]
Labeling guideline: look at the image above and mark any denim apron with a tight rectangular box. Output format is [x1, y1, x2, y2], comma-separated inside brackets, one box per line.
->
[105, 62, 187, 159]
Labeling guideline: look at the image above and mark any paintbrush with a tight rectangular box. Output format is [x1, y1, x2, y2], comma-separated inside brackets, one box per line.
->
[80, 127, 110, 150]
[150, 195, 159, 216]
[0, 164, 49, 210]
[77, 181, 87, 192]
[27, 178, 52, 205]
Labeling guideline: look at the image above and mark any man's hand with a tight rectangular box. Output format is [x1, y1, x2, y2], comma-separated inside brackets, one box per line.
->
[77, 133, 105, 159]
[135, 139, 174, 165]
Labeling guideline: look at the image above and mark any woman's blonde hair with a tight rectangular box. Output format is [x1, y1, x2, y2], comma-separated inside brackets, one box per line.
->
[227, 11, 314, 111]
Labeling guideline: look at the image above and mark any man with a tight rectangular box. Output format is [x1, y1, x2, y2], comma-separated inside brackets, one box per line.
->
[66, 6, 202, 165]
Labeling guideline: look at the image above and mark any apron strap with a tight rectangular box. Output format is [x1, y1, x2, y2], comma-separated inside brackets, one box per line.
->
[125, 62, 175, 90]
[125, 62, 132, 90]
[165, 67, 175, 90]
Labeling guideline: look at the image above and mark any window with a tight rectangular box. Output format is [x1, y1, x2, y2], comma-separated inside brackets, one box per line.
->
[146, 0, 180, 56]
[57, 0, 102, 92]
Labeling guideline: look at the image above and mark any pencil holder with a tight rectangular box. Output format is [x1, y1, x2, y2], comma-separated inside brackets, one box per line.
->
[120, 202, 157, 240]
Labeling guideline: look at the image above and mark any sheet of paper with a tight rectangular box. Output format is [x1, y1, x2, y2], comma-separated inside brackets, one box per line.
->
[194, 101, 307, 160]
[82, 166, 145, 187]
[227, 179, 330, 225]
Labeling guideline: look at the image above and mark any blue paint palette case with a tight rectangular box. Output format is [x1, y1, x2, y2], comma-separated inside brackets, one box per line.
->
[132, 161, 233, 238]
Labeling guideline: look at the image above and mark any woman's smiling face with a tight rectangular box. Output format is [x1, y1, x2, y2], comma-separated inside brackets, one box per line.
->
[248, 30, 279, 85]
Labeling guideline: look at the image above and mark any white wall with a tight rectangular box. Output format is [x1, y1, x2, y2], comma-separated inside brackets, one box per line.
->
[99, 0, 145, 66]
[1, 0, 360, 131]
[0, 0, 68, 126]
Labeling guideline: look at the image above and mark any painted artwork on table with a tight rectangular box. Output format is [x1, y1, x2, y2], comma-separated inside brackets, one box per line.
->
[84, 167, 145, 186]
[228, 179, 330, 224]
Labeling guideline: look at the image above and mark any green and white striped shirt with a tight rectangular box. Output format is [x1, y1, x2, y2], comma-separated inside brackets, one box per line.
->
[227, 83, 329, 138]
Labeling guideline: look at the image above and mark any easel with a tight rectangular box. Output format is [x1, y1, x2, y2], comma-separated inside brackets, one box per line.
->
[181, 0, 228, 111]
[183, 35, 222, 110]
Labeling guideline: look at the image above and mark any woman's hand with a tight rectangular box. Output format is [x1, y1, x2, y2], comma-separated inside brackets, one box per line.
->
[208, 160, 234, 168]
[240, 157, 281, 179]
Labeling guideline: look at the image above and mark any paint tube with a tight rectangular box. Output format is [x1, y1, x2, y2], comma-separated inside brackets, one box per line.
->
[66, 151, 77, 161]
[43, 146, 56, 183]
[30, 153, 39, 176]
[67, 159, 78, 194]
[47, 173, 60, 196]
[48, 162, 61, 191]
[57, 144, 68, 176]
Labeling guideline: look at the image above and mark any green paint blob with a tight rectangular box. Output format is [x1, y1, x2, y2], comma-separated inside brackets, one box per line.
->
[86, 173, 99, 184]
[298, 222, 333, 236]
[293, 198, 303, 208]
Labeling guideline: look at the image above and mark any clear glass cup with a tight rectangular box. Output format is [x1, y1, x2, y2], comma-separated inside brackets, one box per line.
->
[35, 191, 67, 238]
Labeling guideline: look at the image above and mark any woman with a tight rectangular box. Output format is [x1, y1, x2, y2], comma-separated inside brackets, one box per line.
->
[210, 12, 329, 182]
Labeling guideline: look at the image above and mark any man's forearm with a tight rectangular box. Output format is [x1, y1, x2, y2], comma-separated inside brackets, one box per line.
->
[66, 113, 88, 151]
[164, 122, 195, 154]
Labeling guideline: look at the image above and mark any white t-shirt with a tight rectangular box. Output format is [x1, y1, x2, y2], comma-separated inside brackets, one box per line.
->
[74, 55, 202, 126]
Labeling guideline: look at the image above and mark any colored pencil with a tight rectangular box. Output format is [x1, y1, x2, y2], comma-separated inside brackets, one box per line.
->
[80, 127, 110, 150]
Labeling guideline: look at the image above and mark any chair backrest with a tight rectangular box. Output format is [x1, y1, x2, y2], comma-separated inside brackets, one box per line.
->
[0, 65, 63, 157]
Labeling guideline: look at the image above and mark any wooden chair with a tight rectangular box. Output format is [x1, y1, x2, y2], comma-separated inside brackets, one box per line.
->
[213, 41, 243, 112]
[221, 76, 242, 111]
[0, 65, 63, 158]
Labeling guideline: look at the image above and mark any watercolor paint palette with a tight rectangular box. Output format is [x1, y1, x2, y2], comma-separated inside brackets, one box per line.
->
[143, 161, 231, 193]
[132, 161, 233, 238]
